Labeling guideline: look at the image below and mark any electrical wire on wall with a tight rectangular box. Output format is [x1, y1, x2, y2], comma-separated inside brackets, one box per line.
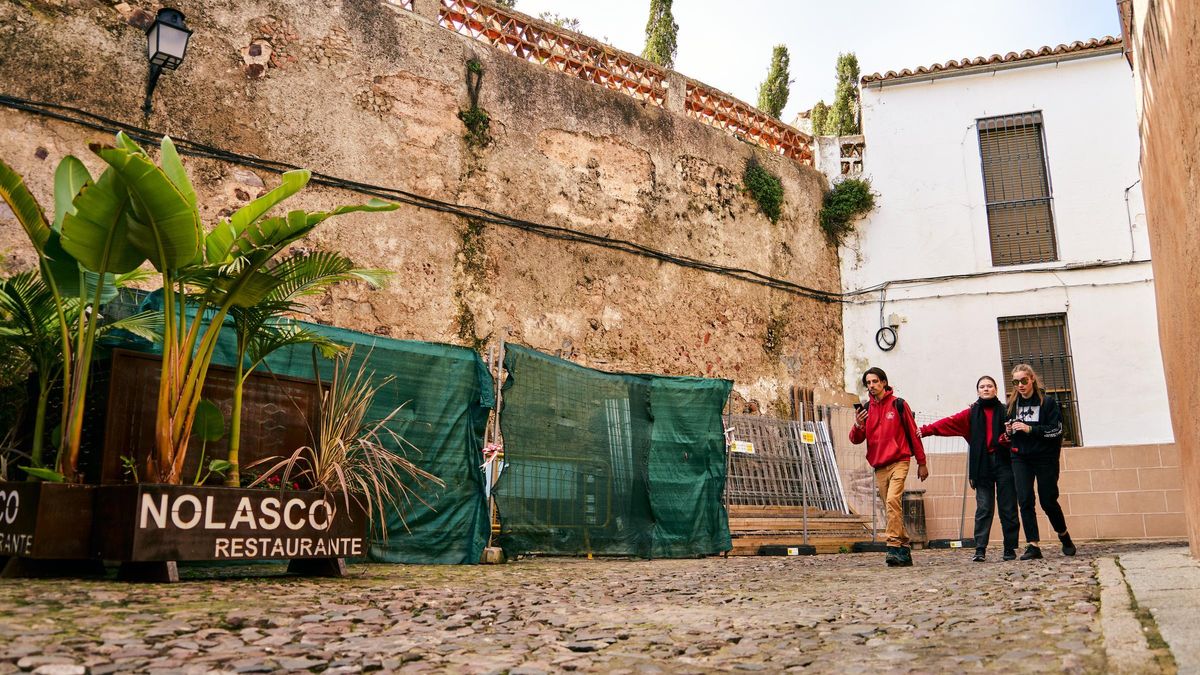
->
[0, 95, 844, 303]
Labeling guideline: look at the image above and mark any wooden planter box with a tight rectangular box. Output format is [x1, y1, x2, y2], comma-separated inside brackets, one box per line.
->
[94, 484, 368, 582]
[0, 481, 101, 578]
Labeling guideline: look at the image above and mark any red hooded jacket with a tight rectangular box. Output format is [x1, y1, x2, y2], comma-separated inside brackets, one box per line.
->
[848, 390, 927, 469]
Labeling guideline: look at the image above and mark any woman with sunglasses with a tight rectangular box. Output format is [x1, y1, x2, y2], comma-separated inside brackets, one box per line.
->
[1006, 364, 1077, 560]
[919, 375, 1020, 562]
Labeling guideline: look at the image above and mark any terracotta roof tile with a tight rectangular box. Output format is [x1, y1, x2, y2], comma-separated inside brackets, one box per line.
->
[861, 36, 1123, 84]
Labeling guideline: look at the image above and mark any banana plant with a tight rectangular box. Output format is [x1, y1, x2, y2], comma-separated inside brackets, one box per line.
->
[90, 133, 397, 484]
[223, 251, 390, 486]
[0, 152, 157, 481]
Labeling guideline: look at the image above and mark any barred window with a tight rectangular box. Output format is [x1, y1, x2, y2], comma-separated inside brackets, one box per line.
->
[997, 313, 1081, 446]
[978, 112, 1058, 266]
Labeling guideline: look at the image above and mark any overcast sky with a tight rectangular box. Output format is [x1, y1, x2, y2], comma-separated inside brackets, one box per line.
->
[504, 0, 1121, 122]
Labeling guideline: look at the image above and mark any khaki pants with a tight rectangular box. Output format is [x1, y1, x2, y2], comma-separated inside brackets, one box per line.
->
[874, 460, 910, 548]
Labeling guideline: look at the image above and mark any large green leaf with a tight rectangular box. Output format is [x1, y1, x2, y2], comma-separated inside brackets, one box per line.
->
[52, 156, 92, 232]
[61, 168, 146, 274]
[91, 137, 201, 271]
[0, 157, 52, 250]
[307, 199, 398, 226]
[192, 399, 225, 443]
[205, 170, 311, 264]
[159, 137, 196, 211]
[41, 231, 82, 297]
[83, 271, 119, 306]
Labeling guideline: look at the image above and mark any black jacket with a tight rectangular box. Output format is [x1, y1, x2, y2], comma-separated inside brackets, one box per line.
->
[1008, 393, 1063, 456]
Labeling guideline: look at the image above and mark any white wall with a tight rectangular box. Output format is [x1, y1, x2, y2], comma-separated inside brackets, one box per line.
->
[841, 52, 1172, 446]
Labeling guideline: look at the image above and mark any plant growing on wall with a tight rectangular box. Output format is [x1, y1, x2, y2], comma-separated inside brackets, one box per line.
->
[537, 11, 581, 31]
[224, 251, 388, 486]
[757, 45, 792, 119]
[820, 177, 876, 244]
[743, 156, 784, 224]
[641, 0, 678, 68]
[83, 132, 397, 484]
[458, 59, 492, 148]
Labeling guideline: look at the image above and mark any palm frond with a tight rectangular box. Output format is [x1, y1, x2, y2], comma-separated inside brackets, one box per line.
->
[246, 322, 344, 369]
[101, 310, 164, 343]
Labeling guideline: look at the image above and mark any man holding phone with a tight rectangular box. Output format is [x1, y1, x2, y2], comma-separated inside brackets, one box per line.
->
[849, 367, 929, 567]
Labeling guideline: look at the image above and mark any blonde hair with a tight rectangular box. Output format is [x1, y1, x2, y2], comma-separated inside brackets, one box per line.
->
[1006, 363, 1046, 416]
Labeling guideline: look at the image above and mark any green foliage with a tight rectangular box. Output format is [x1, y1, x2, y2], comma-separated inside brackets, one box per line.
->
[743, 157, 784, 224]
[810, 100, 830, 136]
[492, 0, 515, 6]
[21, 466, 65, 482]
[820, 177, 876, 244]
[641, 0, 678, 68]
[827, 52, 861, 135]
[756, 45, 792, 119]
[762, 313, 787, 356]
[466, 58, 483, 75]
[457, 106, 492, 148]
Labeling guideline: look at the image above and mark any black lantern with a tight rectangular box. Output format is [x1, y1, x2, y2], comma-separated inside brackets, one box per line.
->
[143, 8, 193, 114]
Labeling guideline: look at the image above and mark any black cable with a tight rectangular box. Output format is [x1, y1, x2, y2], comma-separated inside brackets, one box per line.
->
[0, 94, 1154, 304]
[0, 94, 844, 303]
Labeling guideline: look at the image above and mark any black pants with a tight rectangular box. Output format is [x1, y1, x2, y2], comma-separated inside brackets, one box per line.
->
[1012, 451, 1068, 543]
[973, 454, 1020, 553]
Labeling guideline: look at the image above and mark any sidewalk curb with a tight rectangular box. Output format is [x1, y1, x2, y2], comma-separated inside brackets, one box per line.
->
[1096, 557, 1159, 674]
[1120, 546, 1200, 674]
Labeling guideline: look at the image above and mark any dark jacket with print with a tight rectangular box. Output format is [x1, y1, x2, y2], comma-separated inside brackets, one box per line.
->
[1008, 393, 1063, 456]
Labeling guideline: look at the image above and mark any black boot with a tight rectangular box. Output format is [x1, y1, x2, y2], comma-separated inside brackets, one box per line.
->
[1002, 549, 1017, 561]
[1019, 544, 1043, 560]
[885, 547, 900, 567]
[896, 546, 913, 567]
[1059, 531, 1077, 556]
[972, 548, 986, 562]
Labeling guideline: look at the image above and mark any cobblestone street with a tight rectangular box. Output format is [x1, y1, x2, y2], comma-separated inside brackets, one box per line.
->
[0, 542, 1162, 674]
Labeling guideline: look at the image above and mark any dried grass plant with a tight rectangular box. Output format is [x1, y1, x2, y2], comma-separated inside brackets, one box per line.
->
[249, 348, 444, 539]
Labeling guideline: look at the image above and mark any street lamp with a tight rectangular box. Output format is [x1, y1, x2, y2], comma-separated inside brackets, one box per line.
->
[143, 8, 193, 114]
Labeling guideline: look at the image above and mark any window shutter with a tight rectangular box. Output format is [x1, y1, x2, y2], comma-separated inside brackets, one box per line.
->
[978, 112, 1057, 265]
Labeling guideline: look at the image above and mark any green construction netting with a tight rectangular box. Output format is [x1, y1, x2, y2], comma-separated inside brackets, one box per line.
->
[495, 344, 732, 558]
[120, 293, 493, 564]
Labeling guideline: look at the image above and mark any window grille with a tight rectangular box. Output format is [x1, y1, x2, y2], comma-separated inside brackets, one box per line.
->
[997, 313, 1081, 446]
[977, 112, 1058, 266]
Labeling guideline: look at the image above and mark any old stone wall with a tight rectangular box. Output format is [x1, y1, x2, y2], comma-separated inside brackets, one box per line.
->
[1129, 0, 1200, 555]
[0, 0, 842, 412]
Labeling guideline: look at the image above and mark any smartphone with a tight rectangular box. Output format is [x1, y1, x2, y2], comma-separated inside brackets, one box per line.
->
[853, 402, 865, 413]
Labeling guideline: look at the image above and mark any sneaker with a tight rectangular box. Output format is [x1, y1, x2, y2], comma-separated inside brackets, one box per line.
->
[885, 547, 900, 567]
[1059, 532, 1077, 557]
[896, 546, 914, 567]
[1002, 550, 1017, 561]
[1020, 544, 1043, 560]
[971, 552, 986, 562]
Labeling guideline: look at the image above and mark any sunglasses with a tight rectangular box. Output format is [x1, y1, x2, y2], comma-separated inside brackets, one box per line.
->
[1011, 377, 1030, 386]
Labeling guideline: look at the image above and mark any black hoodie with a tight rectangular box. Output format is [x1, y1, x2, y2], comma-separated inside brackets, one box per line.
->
[1008, 393, 1064, 456]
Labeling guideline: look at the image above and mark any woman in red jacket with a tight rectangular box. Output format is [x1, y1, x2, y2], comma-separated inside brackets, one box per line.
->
[919, 375, 1019, 562]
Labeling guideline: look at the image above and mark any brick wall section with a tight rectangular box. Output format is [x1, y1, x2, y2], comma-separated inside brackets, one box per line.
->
[911, 444, 1186, 543]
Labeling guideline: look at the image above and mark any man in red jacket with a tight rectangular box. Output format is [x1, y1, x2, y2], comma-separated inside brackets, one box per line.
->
[850, 367, 929, 567]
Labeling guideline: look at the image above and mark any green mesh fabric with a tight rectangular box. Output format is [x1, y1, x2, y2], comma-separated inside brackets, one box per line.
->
[496, 345, 732, 558]
[119, 295, 494, 564]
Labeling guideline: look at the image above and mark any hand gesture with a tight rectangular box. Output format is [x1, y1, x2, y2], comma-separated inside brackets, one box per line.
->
[917, 464, 929, 481]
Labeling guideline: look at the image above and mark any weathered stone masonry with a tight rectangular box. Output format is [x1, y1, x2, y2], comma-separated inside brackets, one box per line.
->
[0, 0, 843, 412]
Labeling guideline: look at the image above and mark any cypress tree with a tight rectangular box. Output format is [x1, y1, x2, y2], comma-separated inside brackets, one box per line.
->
[826, 52, 861, 135]
[756, 45, 792, 119]
[810, 100, 830, 135]
[641, 0, 678, 68]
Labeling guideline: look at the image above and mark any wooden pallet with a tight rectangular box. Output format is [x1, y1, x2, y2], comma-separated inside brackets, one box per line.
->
[727, 504, 873, 556]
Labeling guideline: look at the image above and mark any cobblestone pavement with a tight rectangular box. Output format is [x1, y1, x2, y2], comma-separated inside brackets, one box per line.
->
[0, 543, 1169, 674]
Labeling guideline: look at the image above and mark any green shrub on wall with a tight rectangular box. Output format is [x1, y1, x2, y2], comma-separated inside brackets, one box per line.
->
[743, 157, 784, 224]
[820, 177, 875, 244]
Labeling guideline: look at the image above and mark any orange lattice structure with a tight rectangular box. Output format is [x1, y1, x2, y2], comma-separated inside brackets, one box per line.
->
[396, 0, 812, 165]
[684, 82, 813, 163]
[439, 0, 668, 106]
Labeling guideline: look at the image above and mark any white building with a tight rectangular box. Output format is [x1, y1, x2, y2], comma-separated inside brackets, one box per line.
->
[839, 37, 1172, 448]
